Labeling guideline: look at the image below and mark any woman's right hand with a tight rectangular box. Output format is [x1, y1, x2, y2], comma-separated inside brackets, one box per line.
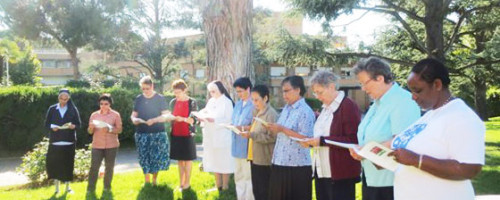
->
[349, 146, 363, 161]
[52, 128, 59, 132]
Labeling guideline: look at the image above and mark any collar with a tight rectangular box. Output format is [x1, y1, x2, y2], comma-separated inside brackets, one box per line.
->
[56, 103, 67, 110]
[286, 97, 305, 109]
[377, 82, 399, 105]
[322, 91, 345, 109]
[256, 104, 271, 117]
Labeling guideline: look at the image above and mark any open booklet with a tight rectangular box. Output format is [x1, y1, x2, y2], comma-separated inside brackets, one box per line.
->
[324, 140, 398, 171]
[162, 113, 177, 121]
[50, 122, 72, 130]
[253, 117, 269, 126]
[290, 137, 308, 142]
[132, 117, 147, 124]
[218, 123, 245, 135]
[92, 120, 113, 131]
[191, 111, 210, 121]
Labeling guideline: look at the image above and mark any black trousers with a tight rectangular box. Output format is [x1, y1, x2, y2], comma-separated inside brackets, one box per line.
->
[268, 165, 312, 200]
[361, 172, 394, 200]
[251, 163, 272, 200]
[314, 173, 357, 200]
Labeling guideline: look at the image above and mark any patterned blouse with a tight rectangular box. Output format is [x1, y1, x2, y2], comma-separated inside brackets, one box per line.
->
[272, 98, 315, 167]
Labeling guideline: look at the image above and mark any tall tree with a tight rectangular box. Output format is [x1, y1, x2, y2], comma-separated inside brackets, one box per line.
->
[201, 0, 253, 91]
[283, 0, 500, 119]
[0, 0, 127, 80]
[127, 0, 197, 92]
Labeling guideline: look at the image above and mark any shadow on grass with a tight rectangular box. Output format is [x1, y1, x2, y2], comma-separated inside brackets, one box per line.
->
[473, 169, 500, 194]
[136, 184, 174, 200]
[485, 141, 500, 148]
[44, 191, 67, 200]
[181, 187, 198, 200]
[85, 190, 114, 200]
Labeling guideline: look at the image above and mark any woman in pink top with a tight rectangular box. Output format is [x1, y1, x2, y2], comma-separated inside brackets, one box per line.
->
[86, 94, 123, 194]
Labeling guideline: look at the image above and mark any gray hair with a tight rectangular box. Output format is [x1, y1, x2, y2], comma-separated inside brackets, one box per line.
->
[352, 57, 393, 83]
[309, 70, 340, 90]
[139, 75, 153, 86]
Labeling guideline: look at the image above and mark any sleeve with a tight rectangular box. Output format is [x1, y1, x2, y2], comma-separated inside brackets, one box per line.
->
[44, 106, 53, 131]
[133, 96, 139, 112]
[390, 98, 421, 136]
[160, 96, 168, 112]
[297, 108, 315, 137]
[115, 112, 123, 131]
[169, 98, 176, 111]
[72, 107, 82, 129]
[250, 111, 277, 144]
[321, 101, 361, 149]
[446, 114, 486, 165]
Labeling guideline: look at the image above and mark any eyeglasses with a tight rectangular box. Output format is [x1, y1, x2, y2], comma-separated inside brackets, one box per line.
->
[312, 90, 325, 97]
[58, 98, 69, 101]
[359, 79, 374, 87]
[100, 103, 110, 106]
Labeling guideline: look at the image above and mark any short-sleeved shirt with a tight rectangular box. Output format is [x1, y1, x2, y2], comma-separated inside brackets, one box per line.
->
[272, 98, 315, 167]
[357, 83, 420, 187]
[171, 100, 190, 137]
[391, 99, 485, 200]
[89, 109, 122, 149]
[133, 93, 168, 133]
[231, 98, 254, 158]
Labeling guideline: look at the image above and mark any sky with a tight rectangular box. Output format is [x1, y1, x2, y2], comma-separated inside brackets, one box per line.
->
[165, 0, 392, 47]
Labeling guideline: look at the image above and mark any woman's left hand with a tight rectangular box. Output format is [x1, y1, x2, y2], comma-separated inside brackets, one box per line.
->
[69, 124, 76, 130]
[389, 148, 419, 167]
[305, 138, 320, 147]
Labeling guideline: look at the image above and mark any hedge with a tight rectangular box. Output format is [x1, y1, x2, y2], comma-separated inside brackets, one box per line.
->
[0, 86, 207, 151]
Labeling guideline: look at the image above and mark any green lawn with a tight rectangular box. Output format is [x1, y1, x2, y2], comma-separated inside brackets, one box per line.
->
[1, 117, 499, 199]
[473, 116, 500, 194]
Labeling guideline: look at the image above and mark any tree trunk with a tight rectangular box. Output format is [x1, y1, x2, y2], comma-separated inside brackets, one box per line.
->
[68, 49, 80, 80]
[473, 79, 489, 120]
[423, 0, 449, 62]
[201, 0, 254, 92]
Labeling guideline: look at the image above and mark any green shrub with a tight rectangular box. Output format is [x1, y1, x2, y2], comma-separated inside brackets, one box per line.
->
[16, 137, 91, 183]
[65, 80, 91, 88]
[305, 97, 322, 112]
[0, 86, 205, 151]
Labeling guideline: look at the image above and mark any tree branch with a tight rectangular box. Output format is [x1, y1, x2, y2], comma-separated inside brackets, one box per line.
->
[380, 0, 424, 22]
[134, 59, 155, 76]
[325, 51, 415, 66]
[356, 6, 428, 54]
[444, 12, 467, 53]
[455, 59, 500, 71]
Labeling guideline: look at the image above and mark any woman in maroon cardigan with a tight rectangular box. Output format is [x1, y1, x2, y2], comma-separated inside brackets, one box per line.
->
[301, 70, 361, 200]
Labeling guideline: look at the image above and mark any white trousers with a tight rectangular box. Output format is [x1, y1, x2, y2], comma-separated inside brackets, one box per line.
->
[234, 158, 254, 200]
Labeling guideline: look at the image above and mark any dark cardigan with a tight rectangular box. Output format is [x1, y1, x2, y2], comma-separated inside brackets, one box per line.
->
[319, 97, 361, 181]
[44, 103, 82, 143]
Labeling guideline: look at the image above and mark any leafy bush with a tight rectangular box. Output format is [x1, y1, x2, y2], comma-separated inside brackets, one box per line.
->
[0, 86, 205, 151]
[305, 97, 323, 112]
[65, 80, 91, 88]
[16, 137, 91, 183]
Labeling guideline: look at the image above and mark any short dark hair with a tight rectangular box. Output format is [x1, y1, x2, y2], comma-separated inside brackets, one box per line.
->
[233, 77, 252, 90]
[251, 85, 270, 103]
[98, 93, 113, 105]
[353, 57, 393, 83]
[282, 75, 306, 96]
[172, 79, 188, 90]
[411, 58, 451, 88]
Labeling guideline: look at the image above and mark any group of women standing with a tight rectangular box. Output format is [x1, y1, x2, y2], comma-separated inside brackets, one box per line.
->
[44, 57, 485, 200]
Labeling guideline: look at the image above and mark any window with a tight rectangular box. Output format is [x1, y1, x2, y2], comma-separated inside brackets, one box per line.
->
[341, 67, 351, 77]
[57, 60, 71, 68]
[195, 69, 205, 78]
[41, 60, 56, 68]
[295, 67, 310, 76]
[180, 70, 189, 78]
[270, 66, 286, 77]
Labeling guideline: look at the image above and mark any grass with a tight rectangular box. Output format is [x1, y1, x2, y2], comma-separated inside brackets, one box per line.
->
[473, 116, 500, 194]
[1, 117, 499, 199]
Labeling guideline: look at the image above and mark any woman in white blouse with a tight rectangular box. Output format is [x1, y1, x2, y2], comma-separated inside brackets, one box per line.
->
[197, 80, 235, 191]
